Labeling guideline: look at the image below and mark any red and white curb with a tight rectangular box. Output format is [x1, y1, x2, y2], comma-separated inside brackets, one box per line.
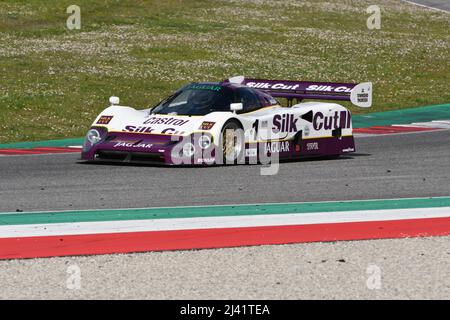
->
[354, 120, 450, 136]
[0, 146, 81, 156]
[2, 218, 449, 260]
[399, 120, 450, 129]
[1, 204, 449, 259]
[1, 207, 449, 239]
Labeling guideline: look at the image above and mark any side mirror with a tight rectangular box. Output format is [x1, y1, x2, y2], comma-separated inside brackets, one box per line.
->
[109, 96, 120, 106]
[230, 102, 243, 113]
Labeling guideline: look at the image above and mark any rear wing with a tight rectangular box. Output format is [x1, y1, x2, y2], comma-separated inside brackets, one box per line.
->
[227, 76, 372, 108]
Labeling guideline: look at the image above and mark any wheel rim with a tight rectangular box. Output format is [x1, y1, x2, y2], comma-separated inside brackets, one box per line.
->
[222, 125, 243, 162]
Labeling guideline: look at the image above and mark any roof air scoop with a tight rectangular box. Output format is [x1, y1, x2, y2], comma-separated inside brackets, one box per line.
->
[109, 96, 120, 106]
[228, 76, 245, 84]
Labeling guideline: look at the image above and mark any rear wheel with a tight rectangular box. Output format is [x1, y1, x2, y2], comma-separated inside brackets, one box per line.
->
[219, 120, 244, 164]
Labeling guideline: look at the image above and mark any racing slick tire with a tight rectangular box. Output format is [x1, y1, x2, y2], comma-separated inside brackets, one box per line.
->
[219, 120, 244, 165]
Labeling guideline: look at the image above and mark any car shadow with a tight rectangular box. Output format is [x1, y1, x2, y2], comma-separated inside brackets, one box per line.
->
[76, 153, 372, 169]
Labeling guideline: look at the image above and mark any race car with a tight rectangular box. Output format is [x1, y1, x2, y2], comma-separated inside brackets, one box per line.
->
[81, 76, 372, 165]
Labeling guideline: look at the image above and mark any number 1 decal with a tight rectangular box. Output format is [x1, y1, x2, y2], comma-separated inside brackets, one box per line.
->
[252, 119, 259, 140]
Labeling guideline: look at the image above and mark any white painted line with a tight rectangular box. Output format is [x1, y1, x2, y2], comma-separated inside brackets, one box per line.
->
[410, 122, 450, 129]
[391, 124, 426, 127]
[1, 207, 449, 239]
[394, 123, 427, 127]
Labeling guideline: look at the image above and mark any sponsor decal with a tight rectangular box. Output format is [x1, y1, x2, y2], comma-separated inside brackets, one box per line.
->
[113, 141, 153, 149]
[306, 142, 319, 151]
[305, 85, 352, 93]
[357, 89, 369, 103]
[342, 147, 355, 152]
[246, 82, 300, 91]
[96, 115, 114, 125]
[123, 126, 184, 135]
[246, 82, 352, 93]
[265, 141, 290, 153]
[161, 128, 184, 134]
[313, 111, 351, 131]
[189, 84, 222, 91]
[196, 157, 215, 164]
[123, 126, 155, 133]
[272, 114, 298, 133]
[199, 121, 215, 130]
[143, 117, 189, 126]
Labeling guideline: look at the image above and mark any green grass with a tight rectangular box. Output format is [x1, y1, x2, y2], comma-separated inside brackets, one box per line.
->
[0, 0, 449, 143]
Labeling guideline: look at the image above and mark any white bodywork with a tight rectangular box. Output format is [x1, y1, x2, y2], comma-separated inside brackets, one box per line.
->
[83, 77, 371, 164]
[91, 101, 353, 146]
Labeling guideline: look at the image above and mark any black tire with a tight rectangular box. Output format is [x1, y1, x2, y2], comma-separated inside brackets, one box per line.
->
[219, 120, 244, 165]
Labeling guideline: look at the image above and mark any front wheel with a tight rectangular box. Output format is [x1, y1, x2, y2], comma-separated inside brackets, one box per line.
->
[219, 120, 244, 165]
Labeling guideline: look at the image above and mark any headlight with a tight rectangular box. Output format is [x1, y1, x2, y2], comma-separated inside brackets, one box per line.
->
[198, 135, 211, 149]
[83, 128, 102, 152]
[87, 129, 101, 144]
[182, 143, 195, 157]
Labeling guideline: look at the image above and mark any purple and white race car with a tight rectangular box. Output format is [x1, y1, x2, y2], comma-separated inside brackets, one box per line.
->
[81, 76, 372, 165]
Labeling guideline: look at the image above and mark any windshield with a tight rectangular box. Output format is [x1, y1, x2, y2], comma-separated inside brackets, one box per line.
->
[151, 84, 234, 116]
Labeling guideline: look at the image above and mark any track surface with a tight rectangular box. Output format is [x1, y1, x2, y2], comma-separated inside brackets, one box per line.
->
[1, 131, 449, 212]
[405, 0, 450, 12]
[0, 131, 449, 299]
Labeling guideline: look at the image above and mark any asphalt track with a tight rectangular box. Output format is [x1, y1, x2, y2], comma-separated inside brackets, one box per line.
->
[405, 0, 450, 12]
[0, 130, 449, 299]
[0, 130, 449, 213]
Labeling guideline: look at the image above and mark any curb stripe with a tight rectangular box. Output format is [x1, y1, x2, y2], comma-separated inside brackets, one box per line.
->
[1, 217, 449, 259]
[0, 138, 84, 150]
[0, 147, 80, 156]
[353, 125, 440, 135]
[1, 207, 449, 239]
[2, 197, 450, 225]
[352, 103, 450, 128]
[1, 198, 449, 259]
[0, 149, 48, 155]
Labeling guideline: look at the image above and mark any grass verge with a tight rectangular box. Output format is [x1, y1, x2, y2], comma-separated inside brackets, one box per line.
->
[0, 0, 449, 143]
